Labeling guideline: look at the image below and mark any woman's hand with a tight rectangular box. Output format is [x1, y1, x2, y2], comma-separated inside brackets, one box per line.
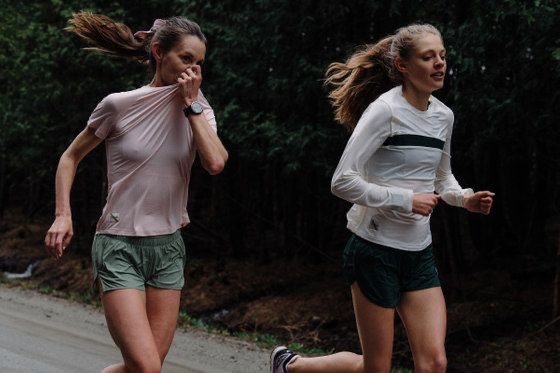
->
[178, 65, 202, 106]
[463, 191, 495, 215]
[412, 193, 441, 216]
[45, 215, 73, 259]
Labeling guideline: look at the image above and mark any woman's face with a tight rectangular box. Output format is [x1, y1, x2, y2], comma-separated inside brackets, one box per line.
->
[156, 35, 206, 86]
[399, 33, 446, 93]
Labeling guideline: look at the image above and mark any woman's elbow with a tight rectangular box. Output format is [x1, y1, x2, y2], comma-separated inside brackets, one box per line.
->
[331, 179, 343, 198]
[59, 150, 79, 169]
[205, 158, 226, 175]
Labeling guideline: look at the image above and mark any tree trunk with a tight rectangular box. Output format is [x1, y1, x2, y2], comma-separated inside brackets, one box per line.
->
[554, 231, 560, 318]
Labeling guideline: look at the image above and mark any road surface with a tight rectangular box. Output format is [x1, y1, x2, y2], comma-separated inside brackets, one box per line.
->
[0, 285, 271, 372]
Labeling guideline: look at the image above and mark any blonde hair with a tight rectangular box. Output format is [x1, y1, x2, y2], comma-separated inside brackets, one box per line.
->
[325, 24, 441, 130]
[65, 12, 206, 66]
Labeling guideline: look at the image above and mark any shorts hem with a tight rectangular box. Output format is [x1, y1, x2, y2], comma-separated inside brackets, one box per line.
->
[401, 283, 441, 293]
[96, 280, 146, 293]
[145, 283, 184, 291]
[102, 286, 146, 293]
[352, 280, 398, 309]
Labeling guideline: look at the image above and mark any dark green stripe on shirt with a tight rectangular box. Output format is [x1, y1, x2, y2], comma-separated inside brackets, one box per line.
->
[382, 134, 445, 150]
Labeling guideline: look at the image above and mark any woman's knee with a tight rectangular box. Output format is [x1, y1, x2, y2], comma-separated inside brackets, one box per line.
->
[433, 354, 448, 372]
[352, 355, 364, 373]
[339, 352, 364, 372]
[363, 354, 392, 373]
[125, 354, 161, 373]
[415, 352, 447, 373]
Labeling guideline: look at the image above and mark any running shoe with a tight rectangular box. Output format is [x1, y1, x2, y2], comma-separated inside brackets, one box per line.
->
[270, 345, 299, 373]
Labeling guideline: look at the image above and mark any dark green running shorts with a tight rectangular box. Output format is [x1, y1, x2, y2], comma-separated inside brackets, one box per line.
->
[342, 234, 440, 308]
[92, 230, 186, 292]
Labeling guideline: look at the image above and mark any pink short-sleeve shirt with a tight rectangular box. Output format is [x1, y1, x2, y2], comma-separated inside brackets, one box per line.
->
[87, 84, 217, 236]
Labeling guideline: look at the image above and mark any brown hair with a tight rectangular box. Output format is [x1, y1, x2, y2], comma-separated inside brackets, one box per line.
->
[325, 24, 441, 130]
[65, 12, 207, 66]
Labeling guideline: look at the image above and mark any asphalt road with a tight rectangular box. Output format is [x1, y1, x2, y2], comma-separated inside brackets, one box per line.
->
[0, 285, 270, 372]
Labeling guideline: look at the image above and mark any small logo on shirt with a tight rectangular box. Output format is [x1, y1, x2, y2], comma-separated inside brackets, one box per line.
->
[110, 212, 120, 222]
[369, 217, 378, 231]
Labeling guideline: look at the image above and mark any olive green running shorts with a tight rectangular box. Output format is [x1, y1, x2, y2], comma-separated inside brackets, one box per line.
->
[92, 230, 186, 292]
[342, 234, 440, 308]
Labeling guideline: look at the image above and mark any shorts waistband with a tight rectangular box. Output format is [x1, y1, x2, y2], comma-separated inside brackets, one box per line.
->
[352, 234, 432, 253]
[98, 230, 182, 247]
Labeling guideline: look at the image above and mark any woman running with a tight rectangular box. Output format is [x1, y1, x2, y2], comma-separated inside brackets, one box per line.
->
[44, 12, 227, 372]
[271, 23, 494, 373]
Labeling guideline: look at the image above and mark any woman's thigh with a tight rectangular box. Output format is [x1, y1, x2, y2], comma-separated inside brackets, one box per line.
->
[397, 287, 447, 368]
[145, 286, 182, 360]
[351, 282, 395, 373]
[102, 289, 161, 369]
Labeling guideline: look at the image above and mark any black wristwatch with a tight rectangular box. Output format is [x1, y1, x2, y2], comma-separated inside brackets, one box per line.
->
[183, 100, 203, 117]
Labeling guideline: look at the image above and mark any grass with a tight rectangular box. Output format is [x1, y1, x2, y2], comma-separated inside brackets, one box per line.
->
[285, 342, 333, 356]
[68, 289, 102, 307]
[233, 331, 281, 348]
[178, 310, 224, 334]
[38, 283, 54, 295]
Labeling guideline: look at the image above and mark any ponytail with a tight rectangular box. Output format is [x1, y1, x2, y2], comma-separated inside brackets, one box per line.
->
[65, 12, 207, 66]
[325, 23, 442, 130]
[65, 12, 147, 62]
[324, 36, 397, 130]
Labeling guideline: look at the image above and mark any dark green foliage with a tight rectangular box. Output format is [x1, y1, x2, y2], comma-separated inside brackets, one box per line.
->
[1, 0, 559, 270]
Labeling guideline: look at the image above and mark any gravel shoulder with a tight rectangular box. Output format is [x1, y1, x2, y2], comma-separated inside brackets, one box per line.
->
[0, 284, 270, 373]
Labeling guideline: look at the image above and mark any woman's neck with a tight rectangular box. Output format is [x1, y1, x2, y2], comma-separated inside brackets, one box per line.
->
[149, 69, 165, 87]
[149, 76, 163, 87]
[401, 83, 431, 111]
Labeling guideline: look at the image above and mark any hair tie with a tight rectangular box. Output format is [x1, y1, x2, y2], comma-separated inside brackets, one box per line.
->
[134, 18, 166, 41]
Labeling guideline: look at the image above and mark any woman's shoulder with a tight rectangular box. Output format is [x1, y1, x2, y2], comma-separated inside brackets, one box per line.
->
[377, 85, 401, 104]
[99, 85, 159, 110]
[364, 86, 400, 113]
[99, 89, 133, 106]
[105, 85, 154, 100]
[429, 95, 454, 122]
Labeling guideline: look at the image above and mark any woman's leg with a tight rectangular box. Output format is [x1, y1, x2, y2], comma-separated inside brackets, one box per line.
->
[351, 282, 395, 373]
[145, 286, 181, 362]
[284, 283, 394, 373]
[101, 289, 161, 373]
[281, 351, 362, 373]
[397, 287, 447, 373]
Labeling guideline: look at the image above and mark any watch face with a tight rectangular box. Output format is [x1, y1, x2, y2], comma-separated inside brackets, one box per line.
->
[191, 101, 203, 114]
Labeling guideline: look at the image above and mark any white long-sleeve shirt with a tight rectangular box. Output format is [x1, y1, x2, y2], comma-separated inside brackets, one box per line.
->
[331, 85, 473, 251]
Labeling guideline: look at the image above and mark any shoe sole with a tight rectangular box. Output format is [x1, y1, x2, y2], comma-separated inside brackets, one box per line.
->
[270, 345, 288, 373]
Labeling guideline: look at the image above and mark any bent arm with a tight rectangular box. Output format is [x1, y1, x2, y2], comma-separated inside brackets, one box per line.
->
[45, 127, 104, 258]
[330, 100, 413, 212]
[178, 68, 228, 175]
[434, 131, 473, 207]
[435, 127, 494, 214]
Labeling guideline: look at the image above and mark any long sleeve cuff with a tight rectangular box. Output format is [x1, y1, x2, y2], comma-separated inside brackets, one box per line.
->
[387, 186, 413, 212]
[441, 188, 474, 207]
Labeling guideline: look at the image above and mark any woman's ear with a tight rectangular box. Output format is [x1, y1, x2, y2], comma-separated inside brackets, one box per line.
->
[151, 42, 162, 64]
[394, 56, 407, 74]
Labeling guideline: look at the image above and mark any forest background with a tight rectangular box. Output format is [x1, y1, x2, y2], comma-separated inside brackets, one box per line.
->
[1, 0, 559, 371]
